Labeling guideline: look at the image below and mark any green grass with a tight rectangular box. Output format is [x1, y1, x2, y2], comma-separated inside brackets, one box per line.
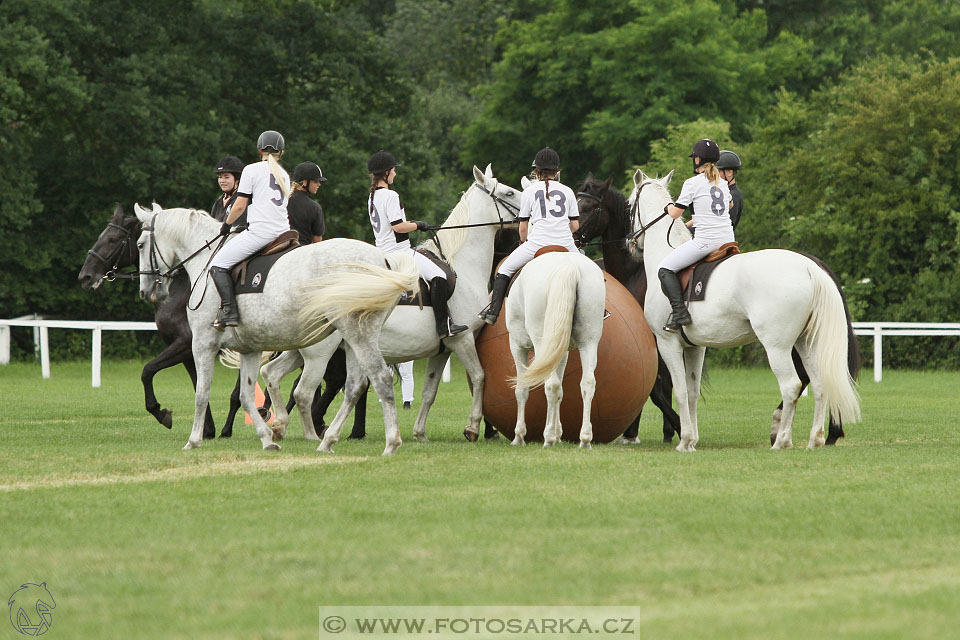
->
[1, 359, 959, 639]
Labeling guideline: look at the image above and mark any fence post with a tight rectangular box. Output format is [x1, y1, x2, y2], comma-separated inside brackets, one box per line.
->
[873, 326, 882, 383]
[39, 326, 50, 379]
[92, 326, 102, 388]
[0, 324, 9, 365]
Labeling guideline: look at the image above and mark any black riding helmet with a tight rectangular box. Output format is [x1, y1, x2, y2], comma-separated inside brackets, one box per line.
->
[214, 155, 243, 180]
[367, 150, 401, 174]
[292, 161, 327, 184]
[257, 130, 285, 153]
[716, 150, 741, 171]
[532, 147, 560, 171]
[689, 138, 720, 173]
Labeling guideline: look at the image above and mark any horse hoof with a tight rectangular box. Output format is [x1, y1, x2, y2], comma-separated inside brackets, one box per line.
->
[414, 433, 429, 443]
[511, 437, 525, 446]
[218, 432, 232, 439]
[675, 442, 696, 452]
[484, 431, 500, 441]
[159, 409, 173, 430]
[383, 441, 401, 456]
[615, 436, 639, 445]
[305, 432, 321, 442]
[463, 429, 478, 442]
[579, 441, 592, 450]
[270, 426, 284, 441]
[183, 440, 201, 450]
[543, 440, 557, 448]
[263, 442, 281, 451]
[347, 432, 366, 440]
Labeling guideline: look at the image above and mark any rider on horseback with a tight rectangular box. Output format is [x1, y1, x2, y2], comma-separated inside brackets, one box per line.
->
[366, 150, 467, 338]
[658, 139, 735, 332]
[209, 130, 292, 329]
[480, 147, 580, 325]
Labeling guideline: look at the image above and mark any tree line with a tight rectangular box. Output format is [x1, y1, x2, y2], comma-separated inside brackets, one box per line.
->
[2, 0, 959, 367]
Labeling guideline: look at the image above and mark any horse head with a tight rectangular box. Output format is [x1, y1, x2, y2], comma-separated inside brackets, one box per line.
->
[626, 168, 679, 259]
[470, 164, 521, 225]
[78, 203, 141, 290]
[575, 173, 617, 245]
[133, 202, 173, 304]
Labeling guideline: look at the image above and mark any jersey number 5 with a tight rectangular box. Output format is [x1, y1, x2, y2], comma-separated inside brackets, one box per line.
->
[268, 175, 284, 206]
[534, 190, 567, 218]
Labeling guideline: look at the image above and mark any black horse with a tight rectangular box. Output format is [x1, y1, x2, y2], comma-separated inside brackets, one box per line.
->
[575, 175, 859, 445]
[78, 204, 364, 439]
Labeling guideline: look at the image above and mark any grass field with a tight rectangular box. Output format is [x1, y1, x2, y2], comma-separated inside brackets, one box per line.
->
[1, 358, 959, 639]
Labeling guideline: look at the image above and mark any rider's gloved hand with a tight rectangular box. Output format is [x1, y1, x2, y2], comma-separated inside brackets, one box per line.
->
[220, 222, 232, 236]
[415, 220, 431, 231]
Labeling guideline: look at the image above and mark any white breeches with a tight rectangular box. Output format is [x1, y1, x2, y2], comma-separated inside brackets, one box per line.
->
[209, 229, 275, 270]
[658, 237, 728, 273]
[496, 239, 578, 277]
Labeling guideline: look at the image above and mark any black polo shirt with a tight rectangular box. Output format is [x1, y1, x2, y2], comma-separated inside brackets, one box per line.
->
[287, 191, 325, 245]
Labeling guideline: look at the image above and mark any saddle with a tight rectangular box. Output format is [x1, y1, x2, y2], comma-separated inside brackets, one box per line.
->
[497, 244, 569, 295]
[232, 230, 300, 295]
[396, 249, 457, 307]
[679, 242, 740, 302]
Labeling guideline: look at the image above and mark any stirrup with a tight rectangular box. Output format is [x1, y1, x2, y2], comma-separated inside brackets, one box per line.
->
[212, 310, 239, 330]
[441, 318, 468, 338]
[663, 310, 691, 333]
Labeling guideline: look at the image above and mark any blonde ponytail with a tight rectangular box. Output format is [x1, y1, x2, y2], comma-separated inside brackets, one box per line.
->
[265, 153, 290, 199]
[701, 162, 719, 185]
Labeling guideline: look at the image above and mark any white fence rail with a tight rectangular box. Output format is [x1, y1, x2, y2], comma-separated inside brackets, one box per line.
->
[2, 318, 958, 387]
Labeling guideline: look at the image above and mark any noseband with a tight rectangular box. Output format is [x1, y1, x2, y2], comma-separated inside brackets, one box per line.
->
[87, 222, 138, 283]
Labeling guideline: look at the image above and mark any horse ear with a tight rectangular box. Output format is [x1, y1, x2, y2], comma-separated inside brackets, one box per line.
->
[632, 168, 643, 186]
[521, 176, 532, 189]
[602, 176, 613, 189]
[133, 203, 151, 222]
[484, 163, 494, 178]
[111, 202, 124, 222]
[473, 165, 486, 185]
[151, 202, 162, 212]
[660, 170, 674, 187]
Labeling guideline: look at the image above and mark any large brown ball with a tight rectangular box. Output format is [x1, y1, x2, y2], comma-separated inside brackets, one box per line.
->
[476, 272, 658, 443]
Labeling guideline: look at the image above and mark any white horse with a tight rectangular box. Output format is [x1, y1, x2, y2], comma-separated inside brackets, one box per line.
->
[259, 165, 521, 450]
[628, 170, 860, 451]
[133, 205, 420, 455]
[505, 251, 606, 449]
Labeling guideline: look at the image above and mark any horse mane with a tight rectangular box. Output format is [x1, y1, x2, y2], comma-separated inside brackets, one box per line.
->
[631, 177, 691, 246]
[155, 208, 218, 244]
[416, 187, 474, 262]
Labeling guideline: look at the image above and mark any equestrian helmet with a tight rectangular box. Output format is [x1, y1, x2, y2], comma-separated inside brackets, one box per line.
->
[293, 161, 327, 184]
[367, 150, 401, 174]
[257, 130, 285, 153]
[532, 147, 560, 171]
[716, 150, 742, 170]
[689, 139, 720, 163]
[214, 155, 243, 178]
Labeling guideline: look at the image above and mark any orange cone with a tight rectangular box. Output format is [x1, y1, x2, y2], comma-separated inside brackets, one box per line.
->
[245, 383, 274, 425]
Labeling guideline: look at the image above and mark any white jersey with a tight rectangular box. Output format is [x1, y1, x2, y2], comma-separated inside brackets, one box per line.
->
[518, 179, 579, 245]
[368, 187, 411, 253]
[236, 160, 291, 237]
[675, 173, 734, 243]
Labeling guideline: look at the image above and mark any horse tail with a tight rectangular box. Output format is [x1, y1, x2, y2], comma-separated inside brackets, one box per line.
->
[514, 260, 580, 389]
[298, 254, 419, 344]
[217, 349, 275, 369]
[804, 264, 861, 425]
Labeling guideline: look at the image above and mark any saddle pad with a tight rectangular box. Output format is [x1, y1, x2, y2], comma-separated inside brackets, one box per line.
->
[235, 247, 296, 294]
[684, 253, 737, 302]
[396, 248, 456, 307]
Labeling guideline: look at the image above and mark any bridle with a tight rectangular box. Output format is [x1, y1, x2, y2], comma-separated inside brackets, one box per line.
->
[575, 185, 614, 247]
[627, 180, 676, 248]
[86, 221, 140, 284]
[140, 213, 229, 307]
[421, 180, 521, 262]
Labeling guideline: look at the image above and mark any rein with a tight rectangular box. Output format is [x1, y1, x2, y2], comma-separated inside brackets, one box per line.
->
[421, 180, 519, 262]
[141, 213, 229, 308]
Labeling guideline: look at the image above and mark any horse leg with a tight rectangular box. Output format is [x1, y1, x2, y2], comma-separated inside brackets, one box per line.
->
[772, 347, 812, 445]
[510, 343, 531, 446]
[236, 352, 279, 451]
[793, 343, 828, 449]
[542, 353, 568, 447]
[764, 345, 803, 450]
[657, 342, 696, 452]
[292, 350, 335, 441]
[141, 339, 192, 430]
[578, 344, 599, 450]
[181, 356, 217, 439]
[681, 347, 705, 449]
[348, 384, 369, 440]
[184, 337, 218, 449]
[483, 419, 499, 440]
[412, 354, 449, 443]
[452, 342, 486, 442]
[261, 349, 304, 441]
[219, 374, 242, 439]
[654, 356, 681, 442]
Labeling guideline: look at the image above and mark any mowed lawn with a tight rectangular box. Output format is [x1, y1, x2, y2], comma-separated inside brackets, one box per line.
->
[1, 358, 958, 639]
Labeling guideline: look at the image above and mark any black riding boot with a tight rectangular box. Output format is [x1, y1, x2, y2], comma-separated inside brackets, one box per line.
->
[430, 276, 467, 338]
[658, 267, 691, 332]
[480, 273, 510, 325]
[210, 266, 240, 329]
